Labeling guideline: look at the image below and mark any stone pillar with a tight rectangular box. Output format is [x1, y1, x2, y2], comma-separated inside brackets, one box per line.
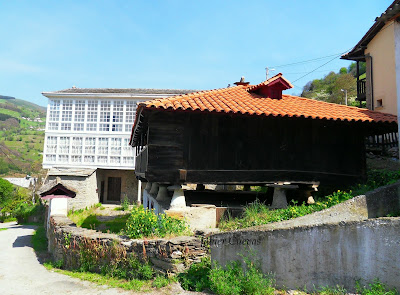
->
[145, 182, 152, 191]
[168, 185, 186, 209]
[269, 184, 299, 209]
[270, 188, 288, 209]
[156, 185, 170, 202]
[149, 183, 159, 195]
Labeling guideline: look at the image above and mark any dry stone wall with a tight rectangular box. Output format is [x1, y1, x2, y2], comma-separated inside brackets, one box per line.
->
[48, 215, 208, 274]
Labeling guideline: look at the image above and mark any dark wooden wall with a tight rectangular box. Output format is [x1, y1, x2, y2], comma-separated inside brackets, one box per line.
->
[137, 110, 367, 185]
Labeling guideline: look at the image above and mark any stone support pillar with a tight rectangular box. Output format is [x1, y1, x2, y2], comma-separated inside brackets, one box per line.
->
[149, 183, 159, 195]
[168, 185, 186, 209]
[156, 185, 170, 202]
[269, 184, 298, 209]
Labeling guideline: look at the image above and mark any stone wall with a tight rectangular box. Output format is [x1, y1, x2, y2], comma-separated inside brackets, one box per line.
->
[48, 215, 208, 274]
[211, 181, 400, 292]
[47, 171, 98, 210]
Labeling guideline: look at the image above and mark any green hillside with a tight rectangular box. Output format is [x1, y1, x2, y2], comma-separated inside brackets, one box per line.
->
[0, 98, 46, 177]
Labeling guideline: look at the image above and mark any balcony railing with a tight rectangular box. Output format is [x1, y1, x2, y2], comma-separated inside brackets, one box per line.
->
[135, 146, 148, 174]
[357, 78, 366, 101]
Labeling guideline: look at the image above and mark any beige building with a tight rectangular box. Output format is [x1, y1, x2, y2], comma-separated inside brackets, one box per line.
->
[342, 0, 400, 116]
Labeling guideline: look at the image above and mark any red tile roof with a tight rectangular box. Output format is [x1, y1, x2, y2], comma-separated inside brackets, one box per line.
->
[136, 77, 397, 124]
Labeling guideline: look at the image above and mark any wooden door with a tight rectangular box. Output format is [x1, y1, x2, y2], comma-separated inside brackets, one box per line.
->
[107, 177, 121, 202]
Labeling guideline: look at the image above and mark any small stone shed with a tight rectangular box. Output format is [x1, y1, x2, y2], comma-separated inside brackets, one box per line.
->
[130, 73, 397, 210]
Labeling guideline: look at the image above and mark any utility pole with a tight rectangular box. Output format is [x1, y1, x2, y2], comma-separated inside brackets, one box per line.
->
[265, 67, 275, 80]
[341, 89, 348, 106]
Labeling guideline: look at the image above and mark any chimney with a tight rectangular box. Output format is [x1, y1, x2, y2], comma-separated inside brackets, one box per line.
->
[234, 76, 250, 86]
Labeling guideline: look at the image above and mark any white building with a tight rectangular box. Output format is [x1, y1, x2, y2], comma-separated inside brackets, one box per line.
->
[42, 88, 193, 209]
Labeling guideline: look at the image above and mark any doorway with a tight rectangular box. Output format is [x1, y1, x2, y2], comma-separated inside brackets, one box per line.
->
[107, 177, 121, 202]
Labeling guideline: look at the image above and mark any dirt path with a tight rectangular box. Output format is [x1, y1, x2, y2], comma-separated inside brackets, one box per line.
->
[0, 222, 201, 295]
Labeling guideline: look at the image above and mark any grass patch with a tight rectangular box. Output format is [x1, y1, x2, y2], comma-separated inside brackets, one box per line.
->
[219, 169, 400, 231]
[68, 205, 129, 234]
[31, 225, 47, 252]
[0, 228, 7, 231]
[43, 262, 151, 292]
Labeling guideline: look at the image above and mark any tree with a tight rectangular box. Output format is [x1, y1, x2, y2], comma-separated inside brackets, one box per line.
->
[0, 178, 13, 205]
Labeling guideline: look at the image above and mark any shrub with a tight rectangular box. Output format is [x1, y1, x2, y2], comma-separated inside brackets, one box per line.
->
[178, 257, 212, 292]
[178, 256, 275, 295]
[123, 206, 188, 239]
[356, 279, 398, 295]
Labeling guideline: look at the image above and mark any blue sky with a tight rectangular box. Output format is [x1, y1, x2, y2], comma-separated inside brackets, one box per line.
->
[0, 0, 392, 106]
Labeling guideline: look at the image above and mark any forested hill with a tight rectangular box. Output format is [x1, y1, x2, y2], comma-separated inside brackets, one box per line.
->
[301, 62, 366, 106]
[0, 97, 46, 177]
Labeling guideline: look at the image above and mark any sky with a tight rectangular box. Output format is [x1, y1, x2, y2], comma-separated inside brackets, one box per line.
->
[0, 0, 393, 107]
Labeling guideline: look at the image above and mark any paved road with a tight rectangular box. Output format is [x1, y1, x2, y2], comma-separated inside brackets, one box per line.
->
[0, 222, 199, 295]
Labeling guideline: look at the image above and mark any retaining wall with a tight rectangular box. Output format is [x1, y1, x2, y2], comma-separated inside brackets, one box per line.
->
[48, 215, 208, 274]
[211, 181, 400, 292]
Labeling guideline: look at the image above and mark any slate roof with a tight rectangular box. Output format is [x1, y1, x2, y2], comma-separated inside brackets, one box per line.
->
[49, 88, 198, 95]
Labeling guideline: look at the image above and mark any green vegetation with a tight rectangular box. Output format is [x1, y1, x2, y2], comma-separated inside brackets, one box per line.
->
[68, 205, 129, 234]
[301, 62, 365, 107]
[219, 170, 400, 231]
[178, 256, 275, 295]
[123, 205, 189, 239]
[0, 98, 45, 176]
[0, 177, 43, 223]
[31, 225, 48, 253]
[0, 228, 7, 231]
[179, 257, 398, 295]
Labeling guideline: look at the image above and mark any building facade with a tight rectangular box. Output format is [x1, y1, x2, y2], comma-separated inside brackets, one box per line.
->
[42, 88, 193, 209]
[342, 0, 400, 116]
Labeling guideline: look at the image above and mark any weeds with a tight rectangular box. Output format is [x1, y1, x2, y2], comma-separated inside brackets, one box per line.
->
[356, 279, 398, 295]
[220, 169, 400, 231]
[123, 205, 189, 239]
[178, 256, 274, 295]
[31, 225, 47, 252]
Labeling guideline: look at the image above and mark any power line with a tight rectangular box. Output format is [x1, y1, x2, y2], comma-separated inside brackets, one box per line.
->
[269, 52, 348, 69]
[292, 48, 353, 83]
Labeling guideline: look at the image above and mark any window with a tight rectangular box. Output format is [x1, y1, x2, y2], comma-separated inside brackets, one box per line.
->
[58, 155, 69, 163]
[58, 137, 70, 154]
[61, 100, 73, 122]
[71, 155, 82, 163]
[125, 101, 137, 132]
[97, 156, 108, 163]
[46, 136, 57, 153]
[61, 123, 71, 131]
[98, 138, 109, 155]
[49, 100, 60, 122]
[84, 155, 95, 163]
[122, 138, 133, 156]
[46, 154, 56, 162]
[123, 157, 134, 165]
[86, 123, 97, 131]
[87, 100, 98, 122]
[99, 123, 109, 132]
[72, 137, 83, 154]
[100, 101, 110, 122]
[48, 122, 59, 130]
[85, 137, 96, 154]
[110, 156, 121, 164]
[74, 123, 84, 131]
[74, 100, 85, 122]
[110, 138, 121, 155]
